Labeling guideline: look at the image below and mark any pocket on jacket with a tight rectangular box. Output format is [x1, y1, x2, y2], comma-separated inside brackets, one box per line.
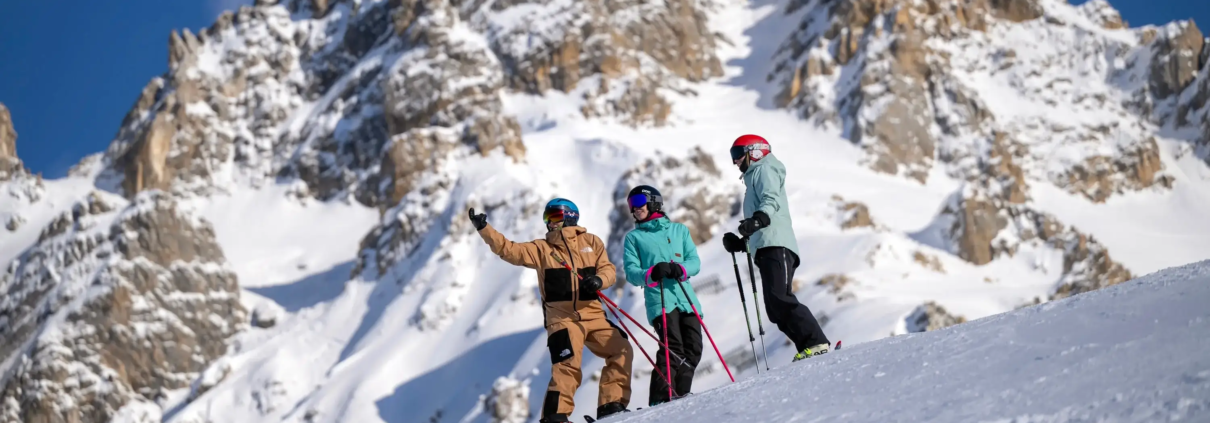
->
[577, 267, 599, 301]
[543, 268, 574, 302]
[547, 328, 574, 364]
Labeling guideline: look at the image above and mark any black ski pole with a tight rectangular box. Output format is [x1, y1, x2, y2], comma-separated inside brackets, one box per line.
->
[729, 251, 759, 373]
[672, 277, 735, 382]
[744, 237, 770, 371]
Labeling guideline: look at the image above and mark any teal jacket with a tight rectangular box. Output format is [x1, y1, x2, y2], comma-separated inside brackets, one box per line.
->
[742, 153, 800, 258]
[623, 216, 704, 323]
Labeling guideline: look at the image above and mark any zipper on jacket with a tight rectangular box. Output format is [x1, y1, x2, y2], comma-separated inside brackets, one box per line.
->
[560, 230, 582, 321]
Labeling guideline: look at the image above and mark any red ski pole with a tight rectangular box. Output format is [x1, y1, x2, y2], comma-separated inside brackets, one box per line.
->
[658, 275, 673, 400]
[672, 275, 735, 382]
[546, 252, 684, 376]
[599, 293, 672, 384]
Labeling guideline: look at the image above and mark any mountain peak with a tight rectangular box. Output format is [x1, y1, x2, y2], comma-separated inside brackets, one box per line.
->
[0, 102, 24, 181]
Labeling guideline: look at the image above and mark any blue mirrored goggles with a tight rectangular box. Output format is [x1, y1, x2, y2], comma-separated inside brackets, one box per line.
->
[627, 193, 662, 209]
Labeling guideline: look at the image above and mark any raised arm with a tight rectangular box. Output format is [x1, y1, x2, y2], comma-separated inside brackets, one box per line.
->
[478, 223, 543, 269]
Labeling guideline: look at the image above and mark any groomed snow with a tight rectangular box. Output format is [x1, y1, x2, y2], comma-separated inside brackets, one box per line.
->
[604, 259, 1210, 423]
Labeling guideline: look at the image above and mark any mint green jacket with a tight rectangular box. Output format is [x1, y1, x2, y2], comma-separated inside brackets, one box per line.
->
[742, 153, 800, 258]
[622, 216, 704, 323]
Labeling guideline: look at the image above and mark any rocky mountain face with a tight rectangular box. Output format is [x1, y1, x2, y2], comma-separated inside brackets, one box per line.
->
[0, 103, 24, 181]
[771, 0, 1194, 197]
[98, 0, 724, 209]
[0, 192, 244, 423]
[5, 0, 734, 419]
[769, 0, 1207, 298]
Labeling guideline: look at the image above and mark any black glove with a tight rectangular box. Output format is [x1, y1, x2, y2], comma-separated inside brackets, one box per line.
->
[666, 261, 684, 280]
[738, 211, 770, 237]
[650, 262, 672, 281]
[722, 232, 746, 253]
[468, 208, 488, 231]
[581, 275, 603, 292]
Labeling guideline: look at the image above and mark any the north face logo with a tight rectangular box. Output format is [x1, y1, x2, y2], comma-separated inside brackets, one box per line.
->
[581, 246, 593, 253]
[560, 349, 572, 358]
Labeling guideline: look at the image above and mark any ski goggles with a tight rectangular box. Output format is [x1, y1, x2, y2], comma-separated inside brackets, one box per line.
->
[543, 205, 577, 224]
[627, 193, 662, 209]
[730, 143, 769, 161]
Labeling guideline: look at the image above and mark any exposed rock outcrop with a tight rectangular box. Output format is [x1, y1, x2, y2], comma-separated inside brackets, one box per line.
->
[0, 191, 244, 423]
[1077, 0, 1127, 30]
[487, 0, 723, 127]
[831, 196, 875, 229]
[816, 274, 855, 302]
[772, 0, 1176, 201]
[905, 301, 966, 333]
[924, 182, 1131, 298]
[0, 102, 24, 181]
[484, 376, 530, 423]
[1148, 21, 1204, 98]
[1062, 137, 1173, 203]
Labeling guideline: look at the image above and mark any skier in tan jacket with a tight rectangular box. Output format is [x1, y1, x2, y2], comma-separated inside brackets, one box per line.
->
[468, 198, 633, 423]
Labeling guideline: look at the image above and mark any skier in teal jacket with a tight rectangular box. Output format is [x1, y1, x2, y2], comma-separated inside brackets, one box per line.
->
[621, 185, 704, 406]
[726, 134, 831, 362]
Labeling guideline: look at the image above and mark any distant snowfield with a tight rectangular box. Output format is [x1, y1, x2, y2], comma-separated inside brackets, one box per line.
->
[605, 260, 1210, 423]
[192, 184, 380, 288]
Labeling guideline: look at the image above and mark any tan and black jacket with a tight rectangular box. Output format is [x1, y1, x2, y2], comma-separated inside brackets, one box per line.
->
[478, 223, 618, 327]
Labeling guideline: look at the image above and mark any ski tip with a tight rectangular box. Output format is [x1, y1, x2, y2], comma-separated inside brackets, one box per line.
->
[585, 416, 596, 423]
[836, 340, 842, 350]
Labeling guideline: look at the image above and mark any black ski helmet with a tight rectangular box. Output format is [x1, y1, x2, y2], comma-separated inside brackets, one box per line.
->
[626, 185, 664, 213]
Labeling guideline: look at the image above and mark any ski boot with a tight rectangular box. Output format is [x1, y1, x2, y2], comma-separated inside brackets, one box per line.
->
[539, 413, 571, 423]
[584, 402, 629, 422]
[792, 342, 831, 362]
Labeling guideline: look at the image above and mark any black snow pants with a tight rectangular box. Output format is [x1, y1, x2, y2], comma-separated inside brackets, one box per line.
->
[648, 309, 703, 405]
[754, 247, 830, 352]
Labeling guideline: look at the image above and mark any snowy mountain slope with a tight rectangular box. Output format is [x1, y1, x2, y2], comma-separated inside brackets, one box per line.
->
[2, 0, 1209, 422]
[606, 259, 1210, 423]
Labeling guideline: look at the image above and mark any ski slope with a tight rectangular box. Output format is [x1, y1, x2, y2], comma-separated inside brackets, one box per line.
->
[606, 259, 1210, 423]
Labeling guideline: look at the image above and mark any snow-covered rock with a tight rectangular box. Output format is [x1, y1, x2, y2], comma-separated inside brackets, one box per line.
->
[771, 0, 1181, 203]
[916, 182, 1131, 299]
[0, 103, 21, 182]
[0, 191, 244, 423]
[483, 375, 529, 423]
[902, 300, 966, 333]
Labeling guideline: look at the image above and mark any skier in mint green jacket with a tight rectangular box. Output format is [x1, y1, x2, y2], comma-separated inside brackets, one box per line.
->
[621, 185, 704, 406]
[726, 134, 831, 362]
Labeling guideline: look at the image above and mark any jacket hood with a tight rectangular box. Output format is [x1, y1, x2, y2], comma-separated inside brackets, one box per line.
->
[744, 152, 782, 175]
[635, 215, 670, 232]
[545, 225, 587, 244]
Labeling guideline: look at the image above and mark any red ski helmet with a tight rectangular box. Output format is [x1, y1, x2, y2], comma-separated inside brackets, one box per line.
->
[730, 134, 771, 164]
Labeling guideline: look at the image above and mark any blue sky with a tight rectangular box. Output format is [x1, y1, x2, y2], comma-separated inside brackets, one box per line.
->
[0, 0, 1206, 178]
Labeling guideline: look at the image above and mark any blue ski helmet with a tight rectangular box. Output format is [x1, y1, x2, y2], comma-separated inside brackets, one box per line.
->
[543, 198, 580, 227]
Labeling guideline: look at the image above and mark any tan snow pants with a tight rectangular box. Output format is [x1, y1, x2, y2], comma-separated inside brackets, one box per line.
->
[542, 317, 633, 418]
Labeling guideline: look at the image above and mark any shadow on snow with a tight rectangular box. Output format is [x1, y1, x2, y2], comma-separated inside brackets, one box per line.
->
[246, 261, 354, 312]
[374, 328, 546, 423]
